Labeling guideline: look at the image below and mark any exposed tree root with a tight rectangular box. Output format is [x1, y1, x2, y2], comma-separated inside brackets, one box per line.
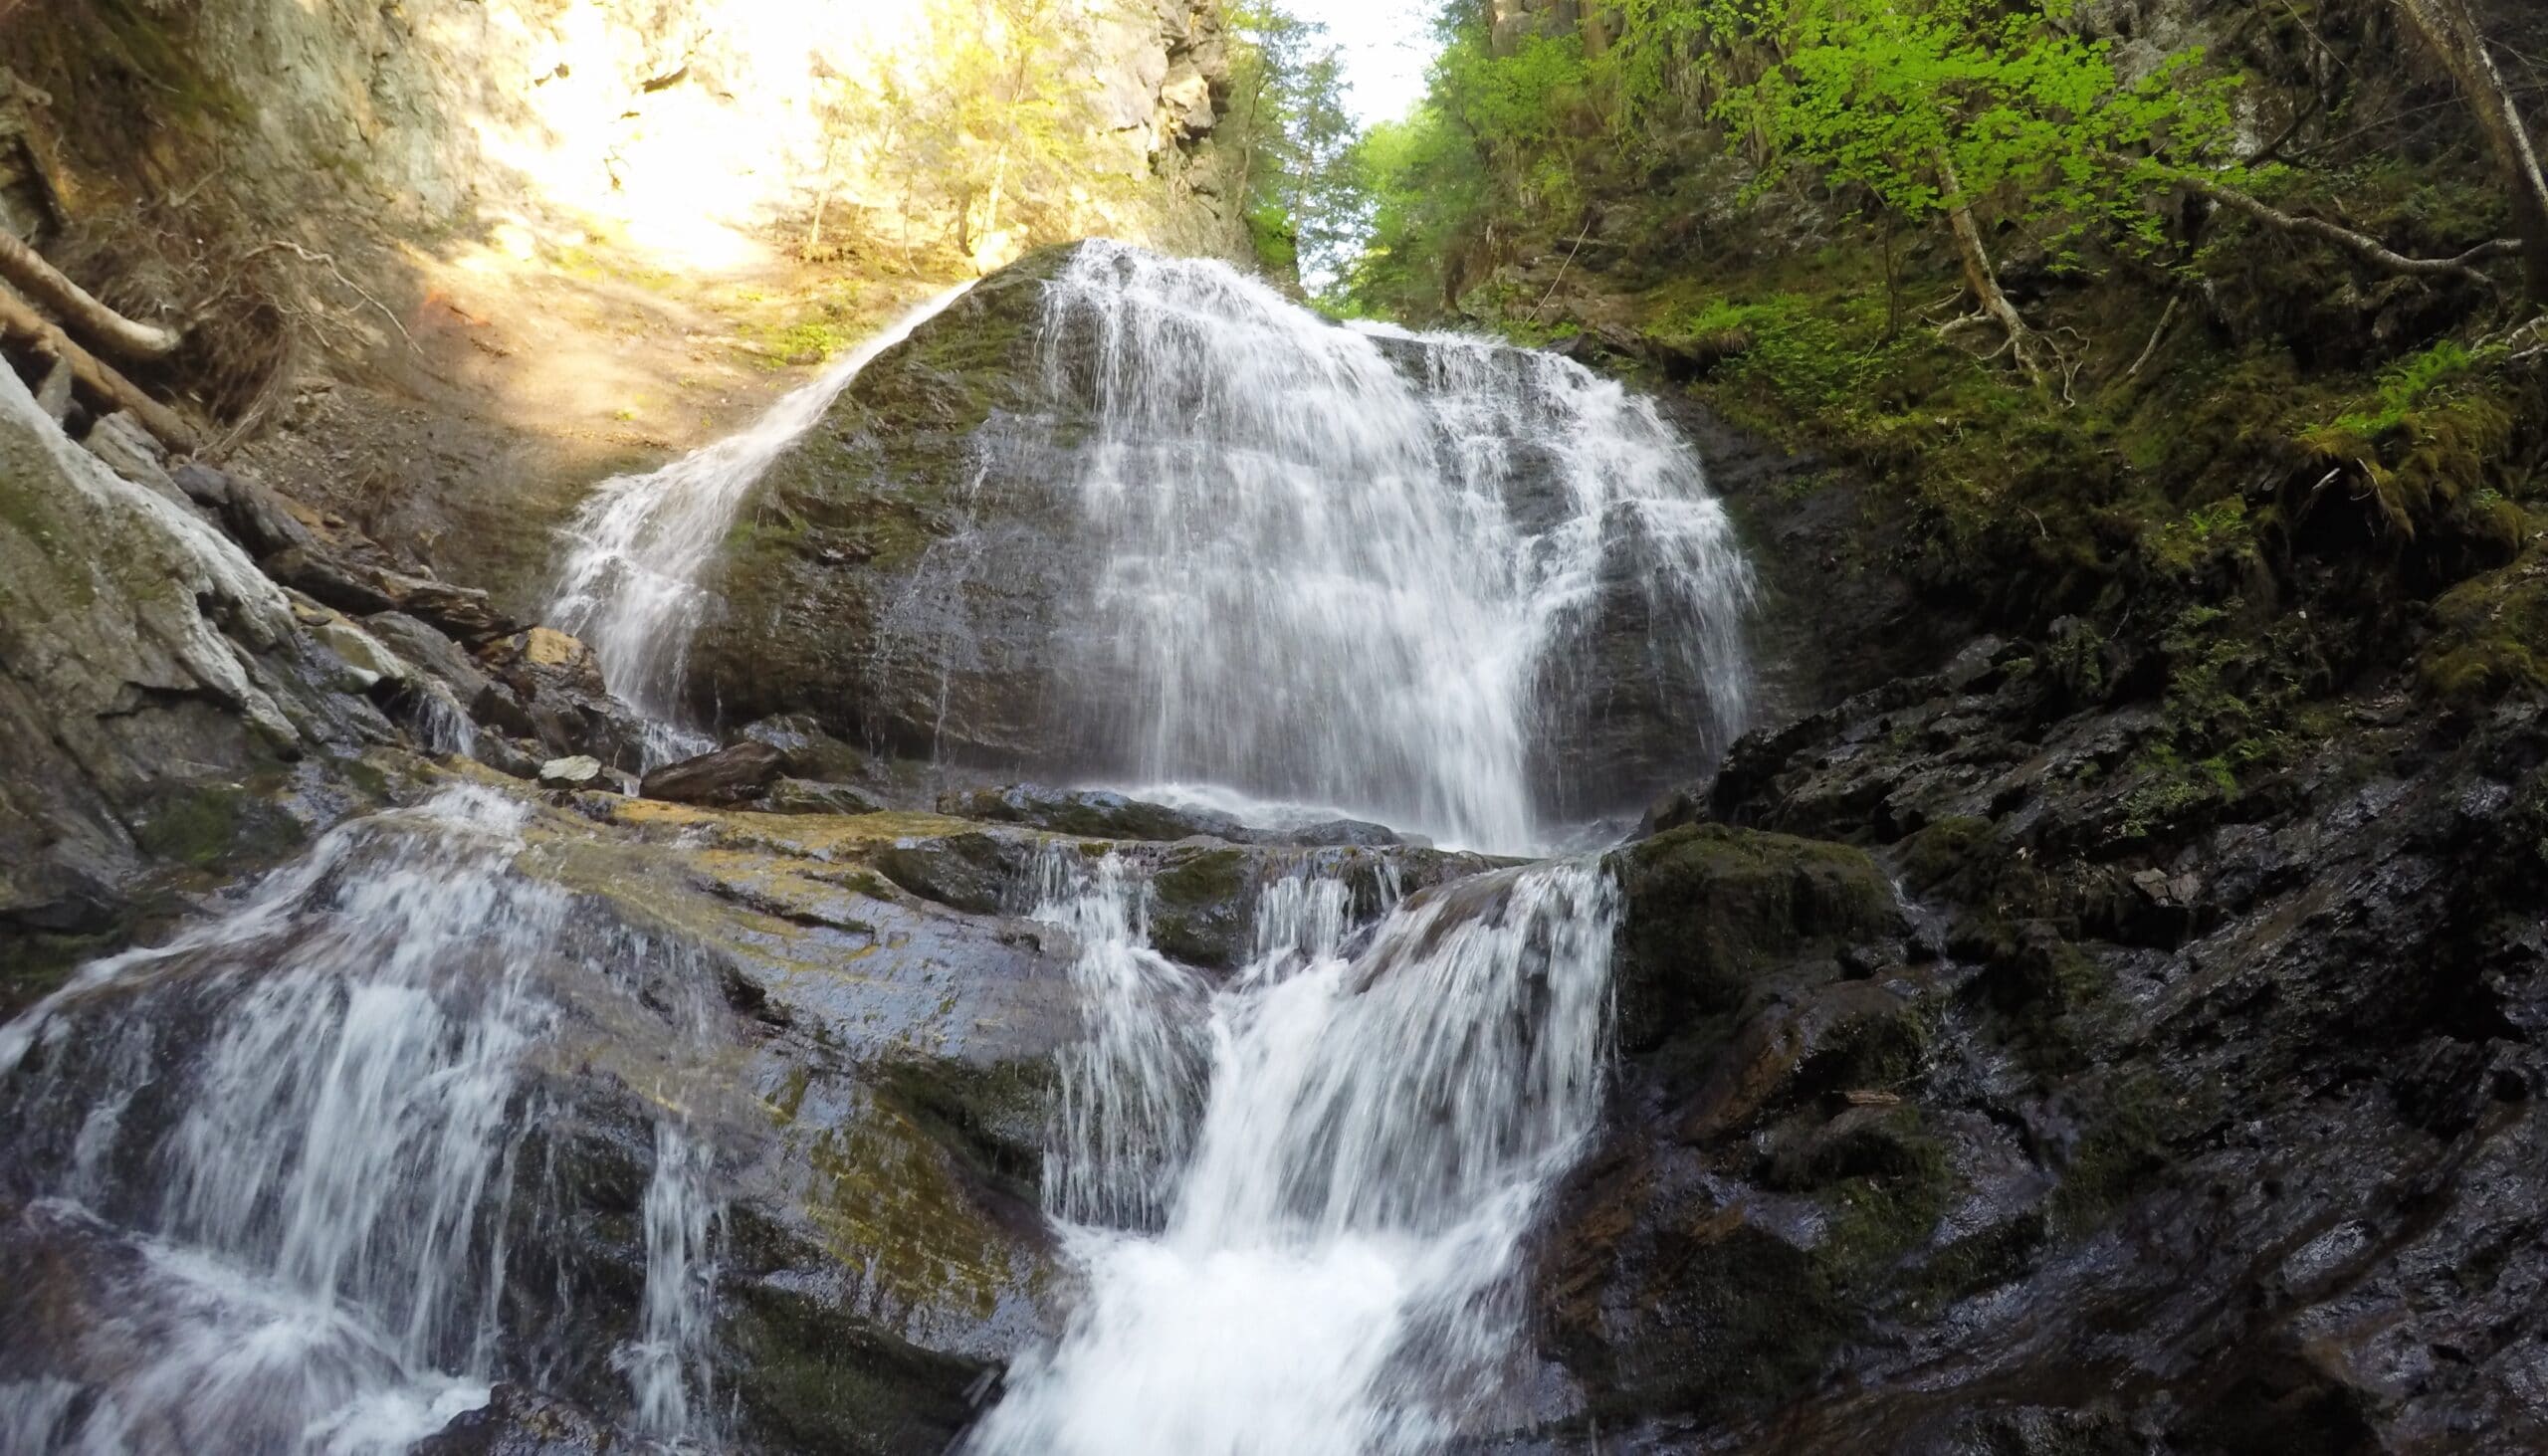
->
[1938, 152, 2055, 388]
[0, 278, 196, 453]
[0, 226, 182, 360]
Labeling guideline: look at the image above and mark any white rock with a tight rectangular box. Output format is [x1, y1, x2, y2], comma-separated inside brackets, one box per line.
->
[538, 754, 605, 789]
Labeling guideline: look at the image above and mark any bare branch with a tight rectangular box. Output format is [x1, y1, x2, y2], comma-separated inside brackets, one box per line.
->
[2172, 169, 2519, 284]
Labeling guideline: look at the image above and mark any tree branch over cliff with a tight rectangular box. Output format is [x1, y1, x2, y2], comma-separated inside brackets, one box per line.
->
[2388, 0, 2548, 302]
[2163, 168, 2522, 286]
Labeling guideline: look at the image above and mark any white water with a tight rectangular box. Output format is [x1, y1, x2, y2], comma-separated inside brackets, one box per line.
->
[614, 1119, 724, 1439]
[542, 243, 1750, 851]
[548, 285, 973, 761]
[0, 243, 1745, 1453]
[1033, 242, 1753, 851]
[0, 789, 726, 1453]
[972, 854, 1620, 1455]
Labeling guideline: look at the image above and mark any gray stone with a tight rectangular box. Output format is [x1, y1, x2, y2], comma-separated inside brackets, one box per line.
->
[537, 754, 605, 789]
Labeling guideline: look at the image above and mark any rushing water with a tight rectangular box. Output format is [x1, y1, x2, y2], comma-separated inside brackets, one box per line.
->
[970, 853, 1621, 1456]
[1027, 243, 1753, 851]
[0, 790, 727, 1453]
[546, 242, 1750, 851]
[0, 241, 1748, 1453]
[548, 285, 974, 763]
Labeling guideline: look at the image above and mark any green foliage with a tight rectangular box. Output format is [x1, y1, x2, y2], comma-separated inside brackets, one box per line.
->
[1613, 0, 2242, 267]
[1229, 5, 1367, 290]
[810, 0, 1133, 268]
[1345, 22, 1599, 315]
[2299, 340, 2517, 538]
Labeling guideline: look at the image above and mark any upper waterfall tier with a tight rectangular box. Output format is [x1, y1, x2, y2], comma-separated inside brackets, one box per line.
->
[671, 241, 1753, 852]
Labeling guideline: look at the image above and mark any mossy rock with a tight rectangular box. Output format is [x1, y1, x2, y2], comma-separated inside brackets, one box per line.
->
[871, 831, 1037, 916]
[1147, 845, 1255, 968]
[722, 1278, 985, 1455]
[1556, 1191, 1855, 1425]
[2419, 545, 2548, 705]
[694, 248, 1090, 763]
[1607, 823, 1901, 1053]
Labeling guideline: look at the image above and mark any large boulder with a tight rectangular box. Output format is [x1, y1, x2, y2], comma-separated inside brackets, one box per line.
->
[690, 243, 1755, 827]
[693, 250, 1080, 767]
[0, 364, 396, 1005]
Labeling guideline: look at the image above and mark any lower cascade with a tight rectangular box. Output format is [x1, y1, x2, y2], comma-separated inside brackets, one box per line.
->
[970, 855, 1621, 1456]
[0, 791, 729, 1453]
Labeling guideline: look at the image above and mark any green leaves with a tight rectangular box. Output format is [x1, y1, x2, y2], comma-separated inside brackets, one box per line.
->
[1610, 0, 2243, 266]
[1229, 6, 1366, 289]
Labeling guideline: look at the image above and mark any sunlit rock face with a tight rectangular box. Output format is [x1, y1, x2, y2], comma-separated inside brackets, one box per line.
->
[1, 0, 1249, 272]
[0, 360, 387, 977]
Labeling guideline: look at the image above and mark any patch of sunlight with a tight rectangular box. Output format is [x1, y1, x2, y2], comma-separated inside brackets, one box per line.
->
[421, 0, 932, 276]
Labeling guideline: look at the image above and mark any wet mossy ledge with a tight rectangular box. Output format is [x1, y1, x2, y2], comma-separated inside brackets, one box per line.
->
[1604, 823, 1901, 1056]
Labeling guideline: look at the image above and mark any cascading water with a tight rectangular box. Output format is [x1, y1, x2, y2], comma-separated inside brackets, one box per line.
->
[549, 285, 973, 762]
[0, 237, 1754, 1452]
[972, 852, 1621, 1455]
[1023, 242, 1754, 851]
[0, 790, 728, 1454]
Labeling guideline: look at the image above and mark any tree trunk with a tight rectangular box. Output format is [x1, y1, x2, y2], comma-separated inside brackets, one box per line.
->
[1938, 152, 2049, 385]
[0, 279, 196, 453]
[0, 228, 183, 361]
[2392, 0, 2548, 302]
[805, 135, 839, 255]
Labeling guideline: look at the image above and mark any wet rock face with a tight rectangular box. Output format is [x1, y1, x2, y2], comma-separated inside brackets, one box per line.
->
[0, 368, 402, 1003]
[694, 243, 1752, 830]
[1604, 823, 1902, 1055]
[692, 252, 1076, 767]
[1546, 607, 2548, 1451]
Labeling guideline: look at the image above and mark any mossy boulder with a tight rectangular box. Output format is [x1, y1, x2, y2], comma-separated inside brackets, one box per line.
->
[1605, 823, 1902, 1054]
[693, 248, 1088, 765]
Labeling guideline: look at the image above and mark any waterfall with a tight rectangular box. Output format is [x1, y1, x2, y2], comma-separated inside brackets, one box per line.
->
[1026, 242, 1753, 851]
[0, 238, 1751, 1452]
[0, 789, 727, 1453]
[971, 854, 1620, 1455]
[548, 285, 973, 761]
[615, 1120, 724, 1439]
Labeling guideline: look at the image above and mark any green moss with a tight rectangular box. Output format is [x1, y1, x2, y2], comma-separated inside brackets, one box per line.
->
[799, 1093, 1037, 1321]
[722, 1275, 981, 1455]
[2420, 547, 2548, 704]
[1806, 1109, 1953, 1287]
[1894, 1212, 2048, 1321]
[1608, 823, 1899, 1053]
[875, 1054, 1053, 1197]
[84, 0, 252, 129]
[131, 781, 305, 870]
[1151, 847, 1248, 910]
[1895, 816, 1994, 895]
[2049, 1072, 2183, 1236]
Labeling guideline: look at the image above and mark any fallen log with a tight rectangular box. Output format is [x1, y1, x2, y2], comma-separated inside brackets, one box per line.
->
[0, 227, 181, 360]
[0, 278, 195, 453]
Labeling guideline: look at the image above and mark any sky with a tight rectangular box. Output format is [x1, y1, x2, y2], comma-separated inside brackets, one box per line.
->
[1275, 0, 1439, 125]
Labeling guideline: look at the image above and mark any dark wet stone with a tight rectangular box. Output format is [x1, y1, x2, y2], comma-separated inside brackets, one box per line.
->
[642, 740, 784, 806]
